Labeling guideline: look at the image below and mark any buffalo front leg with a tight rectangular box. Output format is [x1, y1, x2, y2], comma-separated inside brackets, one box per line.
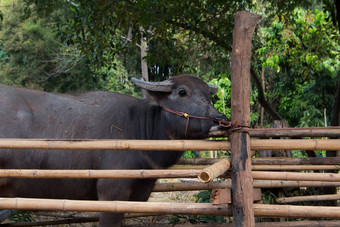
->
[99, 212, 124, 227]
[97, 179, 133, 227]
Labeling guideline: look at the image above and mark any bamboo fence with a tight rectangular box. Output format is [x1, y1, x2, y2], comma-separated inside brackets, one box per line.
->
[0, 139, 339, 151]
[1, 138, 340, 223]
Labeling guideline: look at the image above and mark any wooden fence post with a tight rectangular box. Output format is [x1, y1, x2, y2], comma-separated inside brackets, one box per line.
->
[230, 11, 261, 226]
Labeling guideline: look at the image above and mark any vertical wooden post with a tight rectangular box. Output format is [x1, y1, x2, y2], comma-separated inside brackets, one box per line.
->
[230, 11, 261, 226]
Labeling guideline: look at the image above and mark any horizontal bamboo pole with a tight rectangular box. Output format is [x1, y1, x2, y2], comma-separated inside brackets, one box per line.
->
[170, 165, 207, 170]
[107, 221, 340, 227]
[179, 157, 340, 165]
[152, 180, 340, 192]
[0, 198, 230, 216]
[0, 169, 200, 179]
[0, 139, 339, 151]
[277, 194, 340, 204]
[1, 198, 340, 219]
[0, 139, 228, 151]
[209, 127, 340, 138]
[172, 164, 340, 171]
[252, 165, 340, 170]
[5, 218, 340, 227]
[0, 217, 98, 227]
[255, 220, 340, 227]
[253, 171, 340, 182]
[254, 204, 340, 218]
[251, 157, 340, 165]
[250, 139, 340, 151]
[1, 169, 340, 182]
[198, 159, 230, 183]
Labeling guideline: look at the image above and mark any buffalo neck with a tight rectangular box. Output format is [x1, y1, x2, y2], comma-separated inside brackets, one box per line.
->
[134, 102, 184, 168]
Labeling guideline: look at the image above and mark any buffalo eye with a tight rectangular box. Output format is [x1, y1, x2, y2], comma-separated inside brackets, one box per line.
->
[178, 89, 186, 97]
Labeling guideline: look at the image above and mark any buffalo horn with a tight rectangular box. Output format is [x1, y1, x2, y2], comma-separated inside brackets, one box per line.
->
[131, 78, 173, 92]
[208, 84, 218, 94]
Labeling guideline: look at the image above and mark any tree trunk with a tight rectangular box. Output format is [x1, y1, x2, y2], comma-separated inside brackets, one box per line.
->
[140, 26, 149, 82]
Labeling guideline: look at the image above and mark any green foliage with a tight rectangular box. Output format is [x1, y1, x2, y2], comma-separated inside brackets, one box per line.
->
[208, 74, 231, 118]
[94, 57, 135, 95]
[262, 191, 277, 204]
[259, 8, 339, 79]
[181, 151, 198, 158]
[257, 7, 339, 126]
[0, 0, 98, 92]
[9, 211, 34, 223]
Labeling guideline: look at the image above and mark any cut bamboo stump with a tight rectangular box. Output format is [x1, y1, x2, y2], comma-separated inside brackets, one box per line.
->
[198, 159, 230, 183]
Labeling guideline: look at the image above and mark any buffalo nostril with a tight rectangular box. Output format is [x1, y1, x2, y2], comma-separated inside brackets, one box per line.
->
[213, 117, 229, 125]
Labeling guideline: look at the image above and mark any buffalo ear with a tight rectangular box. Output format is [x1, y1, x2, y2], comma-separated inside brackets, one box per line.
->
[209, 84, 218, 94]
[131, 78, 173, 92]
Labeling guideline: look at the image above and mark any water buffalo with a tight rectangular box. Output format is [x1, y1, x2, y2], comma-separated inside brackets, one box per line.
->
[0, 74, 226, 226]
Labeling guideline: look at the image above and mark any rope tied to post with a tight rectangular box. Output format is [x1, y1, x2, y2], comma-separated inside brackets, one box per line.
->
[162, 107, 250, 136]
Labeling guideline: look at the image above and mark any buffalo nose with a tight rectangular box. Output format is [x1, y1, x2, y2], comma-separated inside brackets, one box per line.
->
[213, 116, 229, 125]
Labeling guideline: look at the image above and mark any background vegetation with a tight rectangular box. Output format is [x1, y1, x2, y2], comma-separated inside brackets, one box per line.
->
[0, 0, 338, 129]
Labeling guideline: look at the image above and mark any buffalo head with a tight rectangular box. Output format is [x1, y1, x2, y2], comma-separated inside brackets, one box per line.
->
[132, 74, 227, 139]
